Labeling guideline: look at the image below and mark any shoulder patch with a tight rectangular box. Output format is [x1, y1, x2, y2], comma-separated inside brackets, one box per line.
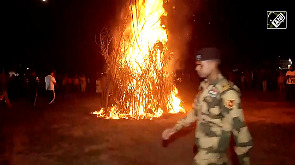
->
[226, 100, 235, 109]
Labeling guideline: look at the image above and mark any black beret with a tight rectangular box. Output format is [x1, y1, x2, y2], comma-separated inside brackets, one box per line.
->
[195, 47, 221, 61]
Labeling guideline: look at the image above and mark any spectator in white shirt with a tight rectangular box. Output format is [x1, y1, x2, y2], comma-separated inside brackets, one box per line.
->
[45, 71, 56, 104]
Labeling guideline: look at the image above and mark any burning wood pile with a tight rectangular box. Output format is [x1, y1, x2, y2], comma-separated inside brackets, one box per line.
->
[93, 0, 184, 119]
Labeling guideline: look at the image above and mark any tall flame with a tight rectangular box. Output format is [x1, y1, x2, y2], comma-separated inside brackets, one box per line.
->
[94, 0, 184, 119]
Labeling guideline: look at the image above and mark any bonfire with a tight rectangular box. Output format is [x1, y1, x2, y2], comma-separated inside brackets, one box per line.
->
[93, 0, 184, 119]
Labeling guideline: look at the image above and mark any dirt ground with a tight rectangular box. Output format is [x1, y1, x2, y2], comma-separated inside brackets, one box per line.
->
[1, 83, 295, 165]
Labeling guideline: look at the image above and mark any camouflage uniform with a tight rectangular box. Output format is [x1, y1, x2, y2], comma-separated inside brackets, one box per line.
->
[173, 74, 253, 165]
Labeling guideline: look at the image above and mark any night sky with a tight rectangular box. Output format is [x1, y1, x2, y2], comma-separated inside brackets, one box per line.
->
[3, 0, 294, 76]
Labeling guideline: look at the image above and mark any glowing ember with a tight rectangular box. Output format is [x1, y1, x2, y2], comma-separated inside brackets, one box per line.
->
[95, 0, 184, 119]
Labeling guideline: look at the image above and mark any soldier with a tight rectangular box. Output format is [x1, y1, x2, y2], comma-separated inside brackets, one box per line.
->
[162, 47, 253, 165]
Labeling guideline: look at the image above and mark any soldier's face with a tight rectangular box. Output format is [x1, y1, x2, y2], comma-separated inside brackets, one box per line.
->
[195, 60, 214, 78]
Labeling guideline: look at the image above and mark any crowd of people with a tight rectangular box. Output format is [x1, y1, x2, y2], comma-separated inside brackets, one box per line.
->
[0, 68, 98, 108]
[227, 65, 295, 96]
[256, 65, 295, 101]
[1, 63, 294, 109]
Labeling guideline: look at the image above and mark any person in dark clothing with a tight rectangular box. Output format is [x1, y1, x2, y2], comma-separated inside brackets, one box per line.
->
[0, 69, 12, 108]
[28, 71, 40, 106]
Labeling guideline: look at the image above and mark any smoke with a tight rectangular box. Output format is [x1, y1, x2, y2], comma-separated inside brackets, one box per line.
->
[165, 0, 200, 71]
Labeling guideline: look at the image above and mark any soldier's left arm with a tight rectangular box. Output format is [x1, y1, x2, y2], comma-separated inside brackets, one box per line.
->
[222, 89, 253, 165]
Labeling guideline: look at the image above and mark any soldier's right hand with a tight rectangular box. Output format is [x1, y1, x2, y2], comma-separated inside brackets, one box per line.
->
[162, 128, 177, 140]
